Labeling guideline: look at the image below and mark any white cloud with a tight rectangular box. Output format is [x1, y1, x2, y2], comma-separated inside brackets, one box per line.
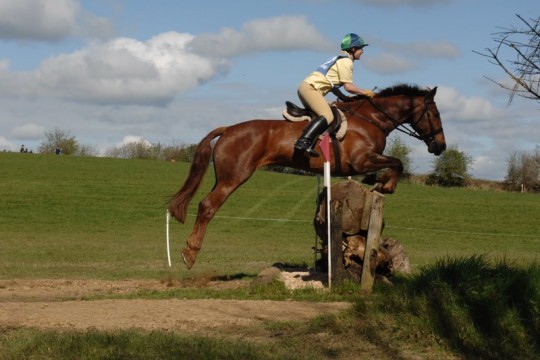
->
[405, 40, 460, 58]
[363, 38, 460, 75]
[471, 155, 505, 180]
[0, 32, 231, 105]
[10, 123, 44, 139]
[120, 135, 151, 147]
[348, 0, 453, 7]
[0, 15, 332, 106]
[0, 0, 78, 41]
[0, 136, 16, 151]
[189, 16, 333, 57]
[364, 53, 415, 74]
[0, 59, 8, 71]
[78, 11, 116, 40]
[0, 0, 114, 41]
[436, 86, 498, 121]
[374, 37, 460, 58]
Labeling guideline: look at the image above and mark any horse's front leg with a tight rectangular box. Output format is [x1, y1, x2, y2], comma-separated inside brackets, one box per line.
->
[361, 154, 403, 194]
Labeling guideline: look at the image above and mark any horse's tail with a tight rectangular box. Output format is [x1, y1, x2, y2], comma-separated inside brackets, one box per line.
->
[168, 127, 227, 223]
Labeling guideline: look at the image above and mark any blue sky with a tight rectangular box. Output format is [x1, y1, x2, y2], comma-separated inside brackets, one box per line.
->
[0, 0, 538, 180]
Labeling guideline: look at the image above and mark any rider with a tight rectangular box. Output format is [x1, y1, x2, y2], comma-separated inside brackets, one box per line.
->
[294, 33, 375, 157]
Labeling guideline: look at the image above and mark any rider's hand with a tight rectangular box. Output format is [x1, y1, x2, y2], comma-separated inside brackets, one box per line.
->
[362, 89, 375, 98]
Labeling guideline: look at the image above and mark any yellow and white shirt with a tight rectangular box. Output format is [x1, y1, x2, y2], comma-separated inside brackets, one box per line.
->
[302, 51, 354, 95]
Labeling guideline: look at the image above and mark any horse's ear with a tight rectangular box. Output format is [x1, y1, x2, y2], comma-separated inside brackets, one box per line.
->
[428, 86, 437, 99]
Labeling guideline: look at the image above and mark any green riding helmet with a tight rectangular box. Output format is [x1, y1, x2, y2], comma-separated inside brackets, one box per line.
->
[341, 33, 368, 51]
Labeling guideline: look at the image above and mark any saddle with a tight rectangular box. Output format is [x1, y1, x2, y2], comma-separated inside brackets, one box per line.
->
[282, 102, 347, 141]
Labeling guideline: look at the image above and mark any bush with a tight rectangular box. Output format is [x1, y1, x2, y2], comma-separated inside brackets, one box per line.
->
[38, 128, 80, 155]
[104, 140, 197, 161]
[359, 255, 540, 359]
[426, 145, 472, 187]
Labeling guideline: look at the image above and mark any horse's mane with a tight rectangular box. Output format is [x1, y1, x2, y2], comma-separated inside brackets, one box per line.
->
[377, 84, 430, 98]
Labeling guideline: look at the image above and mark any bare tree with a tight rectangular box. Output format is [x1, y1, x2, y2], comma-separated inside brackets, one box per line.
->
[506, 145, 540, 192]
[475, 14, 540, 105]
[38, 128, 80, 155]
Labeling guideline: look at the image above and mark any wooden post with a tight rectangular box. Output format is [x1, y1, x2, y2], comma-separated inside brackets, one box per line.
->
[329, 200, 345, 286]
[360, 192, 385, 293]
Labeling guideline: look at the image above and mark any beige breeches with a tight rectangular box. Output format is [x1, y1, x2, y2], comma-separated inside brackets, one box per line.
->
[297, 81, 334, 124]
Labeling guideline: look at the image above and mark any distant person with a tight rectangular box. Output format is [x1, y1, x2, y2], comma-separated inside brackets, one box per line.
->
[294, 33, 375, 157]
[20, 145, 25, 153]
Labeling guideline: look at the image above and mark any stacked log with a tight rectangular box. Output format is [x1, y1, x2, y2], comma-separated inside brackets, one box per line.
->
[314, 180, 410, 281]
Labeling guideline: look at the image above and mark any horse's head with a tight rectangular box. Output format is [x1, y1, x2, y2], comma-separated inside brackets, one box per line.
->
[341, 84, 446, 156]
[408, 87, 446, 156]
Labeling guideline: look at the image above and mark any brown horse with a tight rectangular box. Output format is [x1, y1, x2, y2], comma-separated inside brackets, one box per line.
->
[169, 84, 446, 269]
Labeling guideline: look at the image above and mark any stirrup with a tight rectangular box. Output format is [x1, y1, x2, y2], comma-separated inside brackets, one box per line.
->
[306, 147, 320, 157]
[294, 138, 320, 157]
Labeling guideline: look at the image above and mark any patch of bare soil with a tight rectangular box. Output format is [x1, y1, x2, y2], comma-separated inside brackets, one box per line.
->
[0, 279, 350, 336]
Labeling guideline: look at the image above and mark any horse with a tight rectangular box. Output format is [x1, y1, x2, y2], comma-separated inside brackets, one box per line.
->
[169, 84, 446, 269]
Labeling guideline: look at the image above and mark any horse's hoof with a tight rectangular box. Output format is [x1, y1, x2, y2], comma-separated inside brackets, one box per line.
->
[181, 249, 195, 269]
[369, 183, 383, 192]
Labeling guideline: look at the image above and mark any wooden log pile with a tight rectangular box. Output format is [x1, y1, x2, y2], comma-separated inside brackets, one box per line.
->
[314, 180, 410, 282]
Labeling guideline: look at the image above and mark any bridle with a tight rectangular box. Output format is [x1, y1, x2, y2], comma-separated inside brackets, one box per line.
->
[347, 95, 443, 145]
[401, 97, 444, 145]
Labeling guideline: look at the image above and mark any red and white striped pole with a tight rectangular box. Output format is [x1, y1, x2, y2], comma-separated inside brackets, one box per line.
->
[319, 133, 332, 288]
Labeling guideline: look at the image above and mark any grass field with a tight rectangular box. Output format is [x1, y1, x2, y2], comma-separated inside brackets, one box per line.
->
[1, 152, 539, 359]
[1, 151, 539, 280]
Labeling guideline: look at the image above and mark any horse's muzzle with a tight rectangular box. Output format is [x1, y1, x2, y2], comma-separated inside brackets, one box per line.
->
[428, 140, 446, 155]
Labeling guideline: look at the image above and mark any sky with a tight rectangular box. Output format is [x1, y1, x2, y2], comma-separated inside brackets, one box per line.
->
[0, 0, 538, 180]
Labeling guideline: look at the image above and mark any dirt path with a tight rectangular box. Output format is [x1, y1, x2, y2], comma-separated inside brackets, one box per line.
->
[0, 279, 350, 335]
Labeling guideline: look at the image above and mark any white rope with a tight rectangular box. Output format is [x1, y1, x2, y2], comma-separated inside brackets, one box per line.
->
[187, 213, 540, 239]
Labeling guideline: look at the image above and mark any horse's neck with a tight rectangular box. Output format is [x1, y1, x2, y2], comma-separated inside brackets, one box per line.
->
[366, 96, 413, 129]
[342, 97, 407, 134]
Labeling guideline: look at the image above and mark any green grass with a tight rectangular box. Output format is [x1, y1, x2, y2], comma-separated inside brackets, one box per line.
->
[2, 152, 540, 359]
[0, 152, 324, 279]
[1, 152, 539, 280]
[2, 258, 538, 359]
[0, 328, 291, 360]
[357, 256, 540, 359]
[383, 181, 540, 268]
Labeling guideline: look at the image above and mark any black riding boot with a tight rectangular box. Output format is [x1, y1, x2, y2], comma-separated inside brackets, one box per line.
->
[294, 116, 328, 157]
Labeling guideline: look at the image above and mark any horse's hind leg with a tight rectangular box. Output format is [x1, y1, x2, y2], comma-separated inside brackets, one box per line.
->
[181, 187, 225, 268]
[181, 173, 253, 269]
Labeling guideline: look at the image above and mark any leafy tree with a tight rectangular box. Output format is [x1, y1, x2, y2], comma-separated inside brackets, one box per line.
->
[475, 14, 540, 105]
[426, 145, 472, 187]
[38, 128, 80, 155]
[385, 136, 413, 178]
